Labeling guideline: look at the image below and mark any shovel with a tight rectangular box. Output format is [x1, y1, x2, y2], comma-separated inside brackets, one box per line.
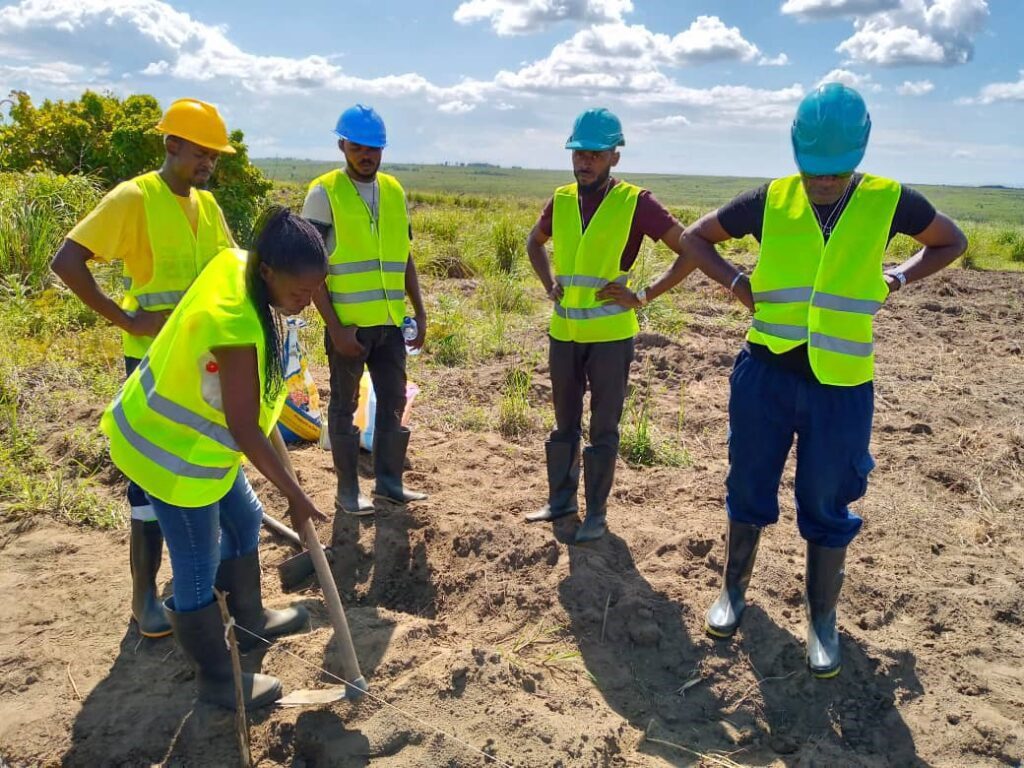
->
[277, 518, 367, 706]
[261, 512, 330, 591]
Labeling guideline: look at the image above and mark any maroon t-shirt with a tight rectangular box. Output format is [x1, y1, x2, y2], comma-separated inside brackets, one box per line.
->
[536, 178, 678, 271]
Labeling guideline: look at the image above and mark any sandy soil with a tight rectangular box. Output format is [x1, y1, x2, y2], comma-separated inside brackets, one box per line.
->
[1, 269, 1022, 767]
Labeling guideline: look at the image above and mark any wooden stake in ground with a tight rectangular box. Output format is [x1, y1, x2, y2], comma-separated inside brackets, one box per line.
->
[214, 588, 252, 768]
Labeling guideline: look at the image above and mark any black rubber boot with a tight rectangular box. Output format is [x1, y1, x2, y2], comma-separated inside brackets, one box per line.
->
[525, 440, 580, 523]
[165, 598, 282, 710]
[331, 426, 374, 516]
[373, 428, 428, 504]
[215, 551, 309, 653]
[704, 521, 762, 639]
[805, 542, 847, 679]
[574, 446, 616, 544]
[130, 519, 172, 638]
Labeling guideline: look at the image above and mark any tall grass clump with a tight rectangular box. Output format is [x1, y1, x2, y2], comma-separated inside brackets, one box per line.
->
[497, 363, 534, 438]
[0, 172, 101, 292]
[492, 215, 523, 274]
[478, 273, 534, 315]
[428, 294, 470, 367]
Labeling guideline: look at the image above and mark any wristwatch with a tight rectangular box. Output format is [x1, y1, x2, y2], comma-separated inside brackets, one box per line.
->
[636, 288, 649, 306]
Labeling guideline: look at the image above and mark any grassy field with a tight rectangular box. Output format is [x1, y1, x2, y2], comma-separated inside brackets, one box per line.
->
[256, 159, 1024, 226]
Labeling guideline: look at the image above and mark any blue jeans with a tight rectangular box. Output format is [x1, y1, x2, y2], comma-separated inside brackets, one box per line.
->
[150, 470, 264, 612]
[725, 349, 875, 548]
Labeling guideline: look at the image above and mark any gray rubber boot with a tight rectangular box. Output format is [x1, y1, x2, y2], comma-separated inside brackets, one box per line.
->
[165, 598, 282, 710]
[130, 519, 172, 638]
[704, 521, 762, 639]
[215, 551, 309, 653]
[574, 446, 616, 544]
[331, 427, 374, 516]
[805, 542, 847, 679]
[373, 428, 428, 504]
[525, 440, 580, 523]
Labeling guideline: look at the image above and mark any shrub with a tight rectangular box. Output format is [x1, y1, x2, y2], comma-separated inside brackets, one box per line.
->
[492, 215, 523, 274]
[497, 364, 533, 437]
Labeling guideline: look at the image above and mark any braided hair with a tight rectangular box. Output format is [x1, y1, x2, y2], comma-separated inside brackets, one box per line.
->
[246, 206, 327, 404]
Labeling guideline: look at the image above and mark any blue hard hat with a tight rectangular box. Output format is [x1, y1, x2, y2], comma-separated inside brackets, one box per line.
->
[565, 108, 625, 151]
[791, 83, 871, 175]
[334, 104, 387, 148]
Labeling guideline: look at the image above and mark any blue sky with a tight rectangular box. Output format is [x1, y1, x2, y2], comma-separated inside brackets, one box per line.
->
[1, 0, 1022, 185]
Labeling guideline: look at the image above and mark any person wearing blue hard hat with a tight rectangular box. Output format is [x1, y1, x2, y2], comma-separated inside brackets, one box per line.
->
[679, 83, 967, 678]
[525, 107, 702, 543]
[302, 104, 428, 516]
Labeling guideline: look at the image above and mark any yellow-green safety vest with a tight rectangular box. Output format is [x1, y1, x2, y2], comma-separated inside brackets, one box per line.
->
[121, 171, 233, 359]
[310, 169, 409, 328]
[549, 181, 641, 343]
[747, 173, 900, 387]
[101, 248, 287, 507]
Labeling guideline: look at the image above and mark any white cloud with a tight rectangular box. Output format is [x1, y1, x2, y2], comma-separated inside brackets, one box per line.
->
[453, 0, 632, 35]
[819, 67, 882, 92]
[437, 100, 476, 114]
[782, 0, 901, 18]
[974, 70, 1024, 104]
[0, 60, 88, 85]
[782, 0, 990, 66]
[640, 115, 691, 128]
[759, 53, 791, 66]
[897, 78, 934, 95]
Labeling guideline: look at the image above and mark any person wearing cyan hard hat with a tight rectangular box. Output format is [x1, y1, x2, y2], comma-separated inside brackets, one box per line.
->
[525, 107, 700, 543]
[681, 83, 967, 678]
[52, 98, 238, 640]
[302, 105, 428, 516]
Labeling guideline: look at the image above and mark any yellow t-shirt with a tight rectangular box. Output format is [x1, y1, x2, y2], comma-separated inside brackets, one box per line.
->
[67, 178, 233, 286]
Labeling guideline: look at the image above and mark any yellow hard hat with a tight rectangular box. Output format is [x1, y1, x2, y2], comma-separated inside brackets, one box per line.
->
[155, 98, 236, 154]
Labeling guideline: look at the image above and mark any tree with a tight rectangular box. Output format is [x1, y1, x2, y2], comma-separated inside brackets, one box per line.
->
[0, 90, 271, 245]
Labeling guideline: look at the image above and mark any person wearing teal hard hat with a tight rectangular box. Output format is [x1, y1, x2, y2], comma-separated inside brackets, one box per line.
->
[302, 105, 429, 516]
[525, 107, 702, 543]
[679, 82, 967, 678]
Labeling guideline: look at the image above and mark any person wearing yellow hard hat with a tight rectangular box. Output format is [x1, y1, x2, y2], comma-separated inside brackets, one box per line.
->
[51, 98, 237, 640]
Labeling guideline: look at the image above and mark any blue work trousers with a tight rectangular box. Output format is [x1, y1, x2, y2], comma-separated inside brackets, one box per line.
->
[725, 349, 875, 548]
[150, 470, 264, 612]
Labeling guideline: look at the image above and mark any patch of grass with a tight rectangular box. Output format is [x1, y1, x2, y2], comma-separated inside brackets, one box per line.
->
[428, 295, 471, 367]
[413, 208, 461, 243]
[619, 375, 691, 468]
[477, 273, 534, 315]
[497, 363, 535, 438]
[457, 406, 491, 432]
[420, 242, 476, 279]
[492, 215, 523, 274]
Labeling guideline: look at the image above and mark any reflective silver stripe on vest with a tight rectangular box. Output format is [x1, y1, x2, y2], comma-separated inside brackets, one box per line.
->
[135, 290, 186, 309]
[329, 260, 379, 275]
[139, 363, 238, 450]
[752, 287, 813, 303]
[111, 400, 232, 480]
[329, 260, 405, 276]
[556, 274, 628, 289]
[810, 333, 874, 357]
[330, 289, 406, 304]
[553, 302, 631, 320]
[751, 318, 807, 341]
[811, 292, 883, 316]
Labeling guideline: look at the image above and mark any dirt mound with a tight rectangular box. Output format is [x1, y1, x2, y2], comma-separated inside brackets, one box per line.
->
[2, 269, 1023, 767]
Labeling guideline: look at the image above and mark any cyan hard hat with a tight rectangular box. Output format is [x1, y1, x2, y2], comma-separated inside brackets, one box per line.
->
[565, 108, 625, 151]
[791, 83, 871, 175]
[334, 104, 387, 148]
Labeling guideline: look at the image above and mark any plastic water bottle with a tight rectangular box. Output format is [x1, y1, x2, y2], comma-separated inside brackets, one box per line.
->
[401, 316, 420, 356]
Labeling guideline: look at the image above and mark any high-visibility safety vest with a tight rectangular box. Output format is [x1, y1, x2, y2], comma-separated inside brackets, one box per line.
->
[121, 171, 233, 359]
[310, 169, 409, 328]
[101, 248, 287, 507]
[549, 181, 641, 343]
[747, 173, 900, 387]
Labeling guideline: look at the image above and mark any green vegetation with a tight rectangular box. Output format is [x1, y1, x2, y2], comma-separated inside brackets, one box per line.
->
[257, 159, 1024, 227]
[497, 363, 535, 438]
[619, 372, 692, 468]
[1, 90, 273, 244]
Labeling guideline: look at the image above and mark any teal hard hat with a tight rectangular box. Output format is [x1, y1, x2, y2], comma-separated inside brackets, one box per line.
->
[791, 83, 871, 175]
[565, 108, 625, 151]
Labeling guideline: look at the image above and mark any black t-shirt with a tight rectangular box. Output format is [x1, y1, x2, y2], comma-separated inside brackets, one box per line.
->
[717, 174, 937, 380]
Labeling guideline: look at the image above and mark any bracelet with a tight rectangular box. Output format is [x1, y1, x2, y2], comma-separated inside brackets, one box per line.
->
[729, 271, 745, 293]
[637, 288, 648, 306]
